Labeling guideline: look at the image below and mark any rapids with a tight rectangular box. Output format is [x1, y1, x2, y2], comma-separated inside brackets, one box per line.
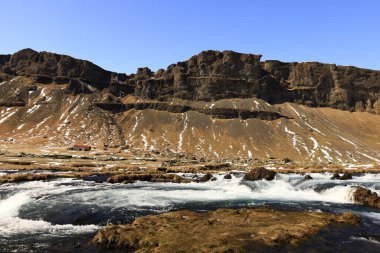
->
[1, 172, 380, 252]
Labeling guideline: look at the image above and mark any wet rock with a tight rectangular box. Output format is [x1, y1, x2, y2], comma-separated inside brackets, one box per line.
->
[304, 175, 313, 180]
[210, 177, 217, 181]
[330, 173, 341, 180]
[243, 167, 276, 181]
[340, 172, 352, 180]
[92, 208, 360, 252]
[198, 173, 213, 182]
[353, 187, 380, 209]
[107, 173, 191, 184]
[224, 174, 232, 179]
[365, 235, 380, 243]
[200, 163, 231, 170]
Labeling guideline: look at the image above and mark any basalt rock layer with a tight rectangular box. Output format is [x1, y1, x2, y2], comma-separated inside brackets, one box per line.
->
[128, 50, 380, 114]
[1, 49, 380, 162]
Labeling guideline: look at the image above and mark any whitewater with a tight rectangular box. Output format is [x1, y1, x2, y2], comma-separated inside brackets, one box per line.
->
[1, 172, 380, 252]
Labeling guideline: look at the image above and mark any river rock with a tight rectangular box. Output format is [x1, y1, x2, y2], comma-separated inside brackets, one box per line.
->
[243, 167, 276, 181]
[353, 187, 380, 209]
[330, 173, 341, 180]
[92, 208, 360, 252]
[107, 173, 191, 184]
[340, 172, 352, 180]
[198, 173, 213, 182]
[304, 175, 313, 180]
[224, 174, 232, 179]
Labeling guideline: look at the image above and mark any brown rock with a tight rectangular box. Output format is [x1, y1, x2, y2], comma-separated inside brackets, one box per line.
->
[353, 187, 380, 209]
[304, 175, 313, 180]
[224, 173, 232, 179]
[340, 172, 352, 180]
[107, 173, 190, 184]
[330, 173, 341, 180]
[198, 173, 213, 182]
[92, 208, 360, 252]
[243, 167, 276, 181]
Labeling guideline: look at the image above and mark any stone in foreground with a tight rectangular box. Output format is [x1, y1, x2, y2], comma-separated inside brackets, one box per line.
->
[92, 208, 359, 253]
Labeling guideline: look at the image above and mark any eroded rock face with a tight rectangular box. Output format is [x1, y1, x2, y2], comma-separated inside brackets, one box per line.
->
[353, 187, 380, 209]
[243, 167, 276, 181]
[128, 50, 380, 114]
[92, 208, 360, 252]
[2, 49, 380, 114]
[0, 48, 124, 89]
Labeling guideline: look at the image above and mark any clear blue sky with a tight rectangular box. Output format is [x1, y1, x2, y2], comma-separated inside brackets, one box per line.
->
[1, 0, 379, 73]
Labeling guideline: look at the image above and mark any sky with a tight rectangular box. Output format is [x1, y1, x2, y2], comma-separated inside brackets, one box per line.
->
[1, 0, 379, 73]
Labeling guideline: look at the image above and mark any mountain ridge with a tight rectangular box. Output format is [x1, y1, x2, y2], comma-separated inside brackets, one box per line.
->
[0, 49, 380, 163]
[1, 48, 379, 114]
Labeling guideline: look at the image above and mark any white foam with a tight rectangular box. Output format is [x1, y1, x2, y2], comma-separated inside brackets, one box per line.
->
[0, 179, 99, 236]
[247, 178, 354, 203]
[66, 175, 255, 208]
[2, 173, 380, 237]
[0, 217, 99, 237]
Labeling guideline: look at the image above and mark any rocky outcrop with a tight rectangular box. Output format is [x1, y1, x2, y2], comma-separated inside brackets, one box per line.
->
[94, 101, 285, 119]
[129, 50, 380, 114]
[0, 48, 128, 90]
[106, 173, 191, 184]
[243, 167, 277, 181]
[92, 208, 360, 252]
[353, 187, 380, 209]
[263, 60, 380, 113]
[2, 49, 380, 114]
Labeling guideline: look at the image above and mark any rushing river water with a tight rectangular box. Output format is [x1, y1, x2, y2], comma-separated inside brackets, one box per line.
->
[1, 172, 380, 252]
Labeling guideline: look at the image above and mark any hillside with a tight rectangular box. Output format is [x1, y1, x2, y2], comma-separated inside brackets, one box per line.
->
[0, 49, 379, 163]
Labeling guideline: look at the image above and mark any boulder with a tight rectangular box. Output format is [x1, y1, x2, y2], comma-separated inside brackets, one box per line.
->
[243, 167, 276, 181]
[340, 172, 352, 180]
[304, 175, 313, 180]
[353, 187, 380, 209]
[224, 174, 232, 179]
[198, 173, 213, 182]
[330, 173, 341, 180]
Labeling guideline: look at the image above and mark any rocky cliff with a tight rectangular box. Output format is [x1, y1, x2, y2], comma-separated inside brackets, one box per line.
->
[128, 50, 380, 114]
[0, 49, 380, 162]
[1, 49, 380, 114]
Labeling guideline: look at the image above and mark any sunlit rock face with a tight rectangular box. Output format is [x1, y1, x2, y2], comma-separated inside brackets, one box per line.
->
[0, 49, 380, 162]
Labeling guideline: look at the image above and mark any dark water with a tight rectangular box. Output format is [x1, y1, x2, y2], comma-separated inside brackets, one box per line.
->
[1, 172, 380, 252]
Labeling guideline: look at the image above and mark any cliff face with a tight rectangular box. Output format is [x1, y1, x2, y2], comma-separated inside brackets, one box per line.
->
[128, 50, 380, 114]
[0, 48, 128, 89]
[262, 60, 380, 113]
[1, 49, 379, 114]
[1, 49, 380, 162]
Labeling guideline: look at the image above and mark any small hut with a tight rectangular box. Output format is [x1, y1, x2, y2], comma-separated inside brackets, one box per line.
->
[69, 144, 92, 151]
